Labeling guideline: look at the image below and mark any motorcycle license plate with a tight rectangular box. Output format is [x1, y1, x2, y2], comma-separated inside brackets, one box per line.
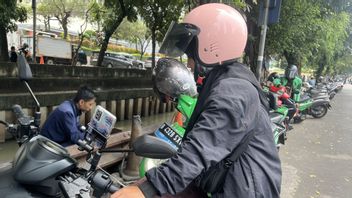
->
[154, 123, 182, 150]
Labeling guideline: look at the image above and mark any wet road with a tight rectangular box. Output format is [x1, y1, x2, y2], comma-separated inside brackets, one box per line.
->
[280, 84, 352, 198]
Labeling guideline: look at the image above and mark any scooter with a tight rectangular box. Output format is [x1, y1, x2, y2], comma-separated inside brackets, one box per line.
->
[0, 55, 116, 197]
[0, 111, 174, 198]
[303, 82, 335, 101]
[293, 92, 331, 123]
[266, 91, 290, 149]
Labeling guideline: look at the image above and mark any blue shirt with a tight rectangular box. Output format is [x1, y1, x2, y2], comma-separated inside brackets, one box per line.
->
[41, 100, 85, 147]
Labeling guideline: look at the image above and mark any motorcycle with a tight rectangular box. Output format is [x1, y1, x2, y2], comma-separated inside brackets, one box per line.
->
[0, 55, 180, 198]
[304, 82, 337, 101]
[265, 91, 290, 149]
[0, 113, 173, 198]
[293, 92, 331, 123]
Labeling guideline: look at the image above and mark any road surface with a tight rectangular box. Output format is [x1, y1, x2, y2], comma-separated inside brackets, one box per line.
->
[280, 84, 352, 198]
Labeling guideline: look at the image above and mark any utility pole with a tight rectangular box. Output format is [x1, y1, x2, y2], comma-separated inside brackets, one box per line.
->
[32, 0, 37, 63]
[256, 0, 270, 81]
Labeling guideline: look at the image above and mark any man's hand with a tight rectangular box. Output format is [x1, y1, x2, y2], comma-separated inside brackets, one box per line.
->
[110, 186, 145, 198]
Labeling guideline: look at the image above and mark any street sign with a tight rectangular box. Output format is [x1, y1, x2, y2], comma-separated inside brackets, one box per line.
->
[258, 0, 282, 26]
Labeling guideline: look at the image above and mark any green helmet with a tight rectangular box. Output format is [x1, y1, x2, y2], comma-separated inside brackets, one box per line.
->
[273, 78, 281, 87]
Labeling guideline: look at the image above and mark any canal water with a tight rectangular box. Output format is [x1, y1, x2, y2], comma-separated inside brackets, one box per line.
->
[0, 111, 175, 164]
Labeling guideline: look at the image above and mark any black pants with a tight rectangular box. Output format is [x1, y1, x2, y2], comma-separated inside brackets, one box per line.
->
[282, 98, 296, 121]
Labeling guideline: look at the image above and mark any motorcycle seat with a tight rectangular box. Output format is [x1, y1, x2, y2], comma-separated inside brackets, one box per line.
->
[297, 97, 311, 103]
[310, 89, 320, 94]
[270, 112, 283, 124]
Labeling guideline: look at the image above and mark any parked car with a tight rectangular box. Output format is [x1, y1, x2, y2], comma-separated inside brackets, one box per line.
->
[90, 51, 133, 68]
[115, 52, 145, 69]
[145, 56, 161, 68]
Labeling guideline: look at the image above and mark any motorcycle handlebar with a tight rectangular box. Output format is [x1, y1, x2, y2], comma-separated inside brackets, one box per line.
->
[108, 183, 119, 194]
[89, 170, 120, 195]
[0, 120, 9, 127]
[77, 139, 94, 152]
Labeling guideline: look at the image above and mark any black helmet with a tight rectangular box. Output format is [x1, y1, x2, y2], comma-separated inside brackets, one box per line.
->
[285, 64, 298, 80]
[152, 58, 197, 103]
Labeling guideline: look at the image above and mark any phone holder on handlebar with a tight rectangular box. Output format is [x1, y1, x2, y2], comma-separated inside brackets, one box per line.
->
[77, 126, 109, 175]
[77, 105, 117, 177]
[77, 126, 108, 152]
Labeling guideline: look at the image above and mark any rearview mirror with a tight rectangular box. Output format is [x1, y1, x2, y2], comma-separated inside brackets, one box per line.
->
[133, 134, 177, 159]
[17, 54, 32, 81]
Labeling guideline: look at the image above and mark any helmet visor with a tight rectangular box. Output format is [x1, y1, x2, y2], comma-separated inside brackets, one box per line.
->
[159, 21, 200, 57]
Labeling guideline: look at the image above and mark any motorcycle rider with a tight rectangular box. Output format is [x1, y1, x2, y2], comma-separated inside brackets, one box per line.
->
[41, 85, 96, 146]
[112, 3, 281, 198]
[283, 64, 302, 102]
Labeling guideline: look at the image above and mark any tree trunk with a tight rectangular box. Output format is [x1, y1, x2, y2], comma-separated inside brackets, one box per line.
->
[297, 62, 302, 76]
[72, 33, 84, 66]
[283, 51, 297, 65]
[44, 18, 48, 31]
[151, 25, 157, 69]
[244, 13, 260, 74]
[139, 39, 144, 60]
[44, 16, 51, 31]
[315, 55, 326, 79]
[62, 19, 68, 39]
[0, 26, 9, 62]
[242, 0, 261, 74]
[96, 0, 127, 67]
[97, 19, 124, 66]
[325, 65, 331, 75]
[97, 34, 110, 66]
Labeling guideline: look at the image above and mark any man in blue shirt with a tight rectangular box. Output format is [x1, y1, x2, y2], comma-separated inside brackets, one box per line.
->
[41, 86, 97, 147]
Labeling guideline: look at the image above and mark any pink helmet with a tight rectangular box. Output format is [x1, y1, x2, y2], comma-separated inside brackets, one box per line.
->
[159, 3, 248, 67]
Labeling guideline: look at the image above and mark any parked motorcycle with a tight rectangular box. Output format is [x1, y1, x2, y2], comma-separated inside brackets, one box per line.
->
[293, 92, 331, 123]
[304, 82, 338, 100]
[0, 55, 108, 197]
[265, 91, 290, 149]
[0, 55, 181, 197]
[0, 116, 172, 198]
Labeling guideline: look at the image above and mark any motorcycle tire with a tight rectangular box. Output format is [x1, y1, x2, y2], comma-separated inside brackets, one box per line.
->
[311, 105, 328, 118]
[329, 92, 336, 100]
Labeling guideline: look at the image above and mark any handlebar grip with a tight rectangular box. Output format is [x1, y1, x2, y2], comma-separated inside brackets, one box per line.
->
[12, 104, 25, 119]
[77, 139, 93, 152]
[89, 170, 120, 195]
[108, 184, 119, 194]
